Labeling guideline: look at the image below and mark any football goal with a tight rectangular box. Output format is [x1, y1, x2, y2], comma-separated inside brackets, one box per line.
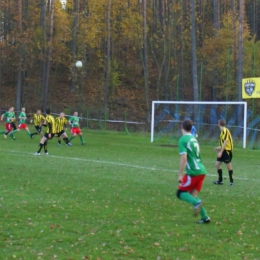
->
[151, 101, 247, 148]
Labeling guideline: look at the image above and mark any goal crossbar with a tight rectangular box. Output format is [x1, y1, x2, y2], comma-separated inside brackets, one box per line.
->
[151, 101, 247, 148]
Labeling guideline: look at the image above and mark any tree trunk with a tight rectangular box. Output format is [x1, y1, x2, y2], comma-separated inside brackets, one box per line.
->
[16, 0, 22, 111]
[212, 0, 219, 100]
[43, 0, 55, 110]
[180, 0, 184, 99]
[41, 0, 47, 104]
[237, 0, 243, 101]
[190, 0, 199, 101]
[251, 0, 255, 35]
[142, 0, 150, 122]
[104, 0, 111, 114]
[232, 0, 237, 80]
[70, 0, 79, 92]
[0, 42, 2, 102]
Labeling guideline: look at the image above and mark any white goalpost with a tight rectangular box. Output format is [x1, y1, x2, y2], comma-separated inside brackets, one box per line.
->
[151, 101, 248, 148]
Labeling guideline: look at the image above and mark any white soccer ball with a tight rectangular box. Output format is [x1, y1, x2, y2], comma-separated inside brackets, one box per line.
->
[76, 61, 83, 68]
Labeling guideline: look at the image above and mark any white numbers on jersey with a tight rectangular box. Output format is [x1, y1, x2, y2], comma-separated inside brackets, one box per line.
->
[193, 142, 200, 157]
[187, 139, 200, 155]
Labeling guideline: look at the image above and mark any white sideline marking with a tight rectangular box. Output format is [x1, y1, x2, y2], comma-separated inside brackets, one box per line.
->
[0, 149, 258, 182]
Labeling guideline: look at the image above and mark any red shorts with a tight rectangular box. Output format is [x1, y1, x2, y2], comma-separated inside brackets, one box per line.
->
[178, 174, 206, 192]
[5, 123, 12, 131]
[19, 123, 27, 130]
[71, 127, 81, 135]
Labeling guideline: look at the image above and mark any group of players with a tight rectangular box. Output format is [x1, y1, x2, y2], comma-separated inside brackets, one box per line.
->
[0, 107, 86, 155]
[1, 106, 235, 224]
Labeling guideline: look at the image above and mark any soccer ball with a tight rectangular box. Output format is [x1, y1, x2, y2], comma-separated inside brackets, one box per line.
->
[76, 61, 83, 68]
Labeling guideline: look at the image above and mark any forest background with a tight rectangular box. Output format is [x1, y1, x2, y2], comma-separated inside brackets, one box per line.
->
[0, 0, 260, 126]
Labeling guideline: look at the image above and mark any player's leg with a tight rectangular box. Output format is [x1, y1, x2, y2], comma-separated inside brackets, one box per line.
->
[1, 128, 9, 138]
[224, 151, 233, 185]
[35, 136, 47, 155]
[43, 141, 48, 155]
[214, 160, 223, 185]
[1, 123, 10, 135]
[58, 137, 61, 146]
[177, 189, 198, 205]
[57, 132, 62, 146]
[3, 124, 12, 138]
[30, 131, 38, 138]
[10, 123, 17, 139]
[176, 175, 199, 207]
[31, 126, 41, 138]
[9, 129, 19, 135]
[11, 122, 17, 130]
[79, 132, 86, 145]
[6, 124, 17, 140]
[9, 129, 19, 140]
[62, 133, 72, 146]
[9, 124, 23, 138]
[191, 176, 210, 223]
[25, 126, 32, 138]
[226, 161, 233, 185]
[69, 133, 76, 141]
[190, 190, 209, 221]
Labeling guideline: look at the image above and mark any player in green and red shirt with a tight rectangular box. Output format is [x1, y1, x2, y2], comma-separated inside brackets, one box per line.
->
[176, 119, 210, 224]
[8, 108, 31, 138]
[0, 107, 16, 139]
[68, 111, 86, 145]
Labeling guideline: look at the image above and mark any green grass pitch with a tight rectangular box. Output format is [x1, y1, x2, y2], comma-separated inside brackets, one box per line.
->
[0, 129, 260, 260]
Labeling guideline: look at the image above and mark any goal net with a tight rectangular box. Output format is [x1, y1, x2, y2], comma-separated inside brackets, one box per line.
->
[151, 101, 248, 148]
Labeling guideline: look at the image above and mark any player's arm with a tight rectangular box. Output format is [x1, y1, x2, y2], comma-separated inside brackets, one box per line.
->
[0, 113, 5, 121]
[64, 118, 68, 127]
[217, 140, 227, 158]
[19, 114, 26, 120]
[68, 117, 73, 126]
[214, 146, 221, 151]
[41, 116, 47, 126]
[178, 153, 187, 183]
[32, 114, 36, 125]
[64, 118, 68, 130]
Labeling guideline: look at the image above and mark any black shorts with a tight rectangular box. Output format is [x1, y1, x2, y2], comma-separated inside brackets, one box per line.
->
[57, 130, 65, 137]
[35, 125, 42, 133]
[44, 133, 55, 139]
[217, 150, 232, 164]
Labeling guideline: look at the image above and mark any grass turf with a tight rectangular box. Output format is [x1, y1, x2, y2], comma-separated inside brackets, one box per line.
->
[0, 130, 260, 260]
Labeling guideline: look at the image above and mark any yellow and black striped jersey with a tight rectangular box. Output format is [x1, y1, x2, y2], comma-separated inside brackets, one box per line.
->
[33, 114, 45, 126]
[219, 127, 233, 151]
[45, 115, 56, 134]
[55, 117, 68, 133]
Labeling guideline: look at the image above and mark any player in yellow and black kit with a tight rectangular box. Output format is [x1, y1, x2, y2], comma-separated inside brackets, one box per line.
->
[34, 109, 56, 155]
[55, 112, 72, 146]
[213, 119, 234, 186]
[30, 110, 46, 138]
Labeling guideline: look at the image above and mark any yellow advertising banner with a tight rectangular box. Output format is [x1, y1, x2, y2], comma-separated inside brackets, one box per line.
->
[242, 77, 260, 99]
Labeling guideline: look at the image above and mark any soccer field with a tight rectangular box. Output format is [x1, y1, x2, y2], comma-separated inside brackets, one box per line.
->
[0, 130, 260, 260]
